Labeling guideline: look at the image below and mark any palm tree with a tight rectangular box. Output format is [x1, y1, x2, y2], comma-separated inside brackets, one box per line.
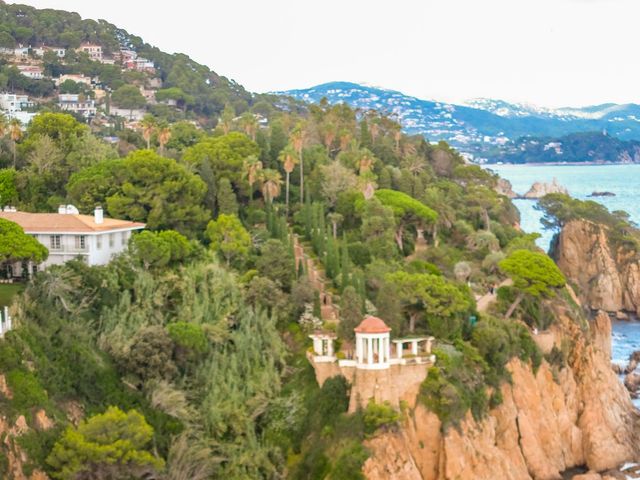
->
[220, 104, 235, 135]
[8, 119, 22, 168]
[278, 144, 299, 214]
[338, 127, 352, 152]
[157, 123, 171, 156]
[259, 169, 282, 204]
[239, 112, 258, 140]
[321, 120, 337, 154]
[290, 122, 306, 205]
[140, 114, 156, 149]
[357, 149, 375, 175]
[243, 154, 263, 196]
[402, 155, 427, 177]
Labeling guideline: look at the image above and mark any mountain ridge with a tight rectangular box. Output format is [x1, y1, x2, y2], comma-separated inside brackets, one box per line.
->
[277, 81, 640, 162]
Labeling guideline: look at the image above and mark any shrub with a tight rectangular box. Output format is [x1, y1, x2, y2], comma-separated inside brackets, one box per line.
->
[6, 370, 48, 415]
[363, 400, 400, 434]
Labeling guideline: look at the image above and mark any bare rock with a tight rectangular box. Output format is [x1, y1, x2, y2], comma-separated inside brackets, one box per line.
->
[572, 473, 601, 480]
[615, 311, 629, 321]
[0, 373, 13, 399]
[522, 177, 568, 199]
[611, 363, 623, 375]
[553, 220, 640, 314]
[33, 409, 53, 431]
[496, 178, 517, 198]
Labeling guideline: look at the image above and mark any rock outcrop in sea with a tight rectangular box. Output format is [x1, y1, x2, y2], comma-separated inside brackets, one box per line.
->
[552, 219, 640, 316]
[362, 307, 639, 479]
[496, 178, 517, 198]
[521, 177, 569, 199]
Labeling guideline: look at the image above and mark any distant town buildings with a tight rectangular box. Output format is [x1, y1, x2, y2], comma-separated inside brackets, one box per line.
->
[0, 92, 36, 124]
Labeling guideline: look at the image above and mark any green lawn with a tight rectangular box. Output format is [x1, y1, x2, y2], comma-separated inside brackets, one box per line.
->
[0, 284, 24, 307]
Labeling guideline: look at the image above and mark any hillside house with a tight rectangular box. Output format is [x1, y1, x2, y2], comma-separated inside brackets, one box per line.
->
[77, 43, 102, 61]
[58, 94, 97, 118]
[56, 74, 92, 86]
[0, 205, 144, 278]
[32, 46, 66, 58]
[125, 57, 155, 73]
[110, 107, 145, 121]
[13, 46, 29, 59]
[0, 93, 36, 124]
[17, 65, 43, 80]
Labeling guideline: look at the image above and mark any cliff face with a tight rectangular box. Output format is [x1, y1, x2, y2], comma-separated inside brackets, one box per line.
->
[552, 220, 640, 315]
[362, 309, 639, 480]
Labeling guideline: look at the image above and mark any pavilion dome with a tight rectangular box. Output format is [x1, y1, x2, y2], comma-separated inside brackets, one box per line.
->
[354, 315, 391, 334]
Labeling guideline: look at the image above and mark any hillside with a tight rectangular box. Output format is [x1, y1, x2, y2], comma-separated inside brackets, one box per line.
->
[0, 1, 300, 130]
[278, 81, 640, 161]
[495, 131, 640, 164]
[0, 4, 637, 480]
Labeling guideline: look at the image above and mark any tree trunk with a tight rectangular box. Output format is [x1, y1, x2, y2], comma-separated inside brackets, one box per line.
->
[432, 223, 439, 247]
[299, 148, 304, 205]
[409, 312, 417, 333]
[483, 208, 491, 232]
[395, 226, 404, 252]
[505, 292, 524, 320]
[332, 221, 337, 239]
[285, 171, 290, 215]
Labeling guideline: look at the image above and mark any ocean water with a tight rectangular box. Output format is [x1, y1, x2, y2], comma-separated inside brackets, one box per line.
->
[489, 164, 640, 252]
[487, 164, 640, 406]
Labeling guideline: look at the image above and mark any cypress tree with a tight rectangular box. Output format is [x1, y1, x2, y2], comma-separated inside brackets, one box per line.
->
[216, 177, 238, 215]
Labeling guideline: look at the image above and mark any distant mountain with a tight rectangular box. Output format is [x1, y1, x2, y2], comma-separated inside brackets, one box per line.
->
[277, 82, 640, 162]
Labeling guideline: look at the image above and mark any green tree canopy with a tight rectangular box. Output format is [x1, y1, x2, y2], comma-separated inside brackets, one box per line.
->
[374, 189, 437, 252]
[130, 229, 193, 269]
[206, 214, 251, 266]
[499, 249, 566, 319]
[0, 218, 48, 264]
[67, 150, 209, 236]
[111, 84, 146, 110]
[46, 406, 164, 480]
[386, 271, 473, 337]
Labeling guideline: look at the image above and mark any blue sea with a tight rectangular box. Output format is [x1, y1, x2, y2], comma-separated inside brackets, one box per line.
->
[489, 164, 640, 402]
[489, 164, 640, 252]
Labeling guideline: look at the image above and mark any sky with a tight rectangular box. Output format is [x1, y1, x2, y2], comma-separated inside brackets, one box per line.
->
[14, 0, 640, 108]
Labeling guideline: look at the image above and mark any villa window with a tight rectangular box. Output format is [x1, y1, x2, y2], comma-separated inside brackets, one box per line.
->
[96, 235, 102, 249]
[50, 235, 61, 250]
[109, 233, 115, 248]
[75, 235, 86, 250]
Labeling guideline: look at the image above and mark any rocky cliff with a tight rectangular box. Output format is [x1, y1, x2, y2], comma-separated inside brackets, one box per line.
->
[362, 308, 639, 480]
[552, 219, 640, 315]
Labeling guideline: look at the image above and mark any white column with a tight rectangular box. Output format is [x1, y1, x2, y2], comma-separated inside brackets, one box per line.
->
[386, 337, 391, 363]
[313, 337, 321, 355]
[367, 336, 373, 364]
[397, 342, 402, 359]
[327, 339, 333, 357]
[426, 338, 433, 354]
[412, 340, 418, 355]
[5, 307, 11, 332]
[357, 335, 363, 363]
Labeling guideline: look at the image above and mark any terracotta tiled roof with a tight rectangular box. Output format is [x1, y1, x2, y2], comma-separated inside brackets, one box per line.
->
[0, 211, 145, 233]
[354, 315, 391, 334]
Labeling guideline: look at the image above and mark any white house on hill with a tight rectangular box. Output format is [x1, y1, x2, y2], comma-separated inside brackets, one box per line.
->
[0, 205, 144, 278]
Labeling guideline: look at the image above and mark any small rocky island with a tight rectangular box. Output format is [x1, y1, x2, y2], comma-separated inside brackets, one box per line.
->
[589, 191, 616, 197]
[520, 177, 569, 199]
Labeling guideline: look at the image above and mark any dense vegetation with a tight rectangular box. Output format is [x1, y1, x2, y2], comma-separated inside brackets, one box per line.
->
[0, 5, 580, 479]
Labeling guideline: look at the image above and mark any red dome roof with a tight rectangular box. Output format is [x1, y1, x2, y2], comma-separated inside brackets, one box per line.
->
[354, 315, 391, 334]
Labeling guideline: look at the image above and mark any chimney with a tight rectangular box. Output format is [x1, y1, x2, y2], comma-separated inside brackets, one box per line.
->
[58, 204, 67, 214]
[94, 206, 103, 224]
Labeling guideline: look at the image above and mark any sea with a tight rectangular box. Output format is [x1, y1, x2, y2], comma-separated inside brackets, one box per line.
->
[489, 164, 640, 404]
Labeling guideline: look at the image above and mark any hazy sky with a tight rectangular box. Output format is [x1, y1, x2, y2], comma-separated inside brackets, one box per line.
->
[15, 0, 640, 107]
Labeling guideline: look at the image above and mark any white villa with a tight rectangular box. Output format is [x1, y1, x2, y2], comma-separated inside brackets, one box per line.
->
[0, 205, 145, 278]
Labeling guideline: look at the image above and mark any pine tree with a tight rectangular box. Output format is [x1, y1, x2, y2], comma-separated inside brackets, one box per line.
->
[216, 177, 238, 215]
